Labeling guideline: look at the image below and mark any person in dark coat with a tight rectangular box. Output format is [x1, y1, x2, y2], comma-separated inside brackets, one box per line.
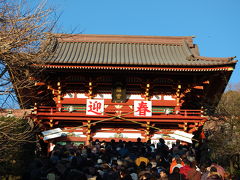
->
[186, 161, 201, 180]
[168, 167, 184, 180]
[119, 168, 133, 180]
[157, 138, 169, 158]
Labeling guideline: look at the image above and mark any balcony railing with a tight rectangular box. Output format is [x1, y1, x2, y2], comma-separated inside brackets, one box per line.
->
[33, 105, 203, 118]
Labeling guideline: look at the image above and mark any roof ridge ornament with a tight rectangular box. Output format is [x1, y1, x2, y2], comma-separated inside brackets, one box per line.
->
[186, 54, 196, 61]
[48, 36, 58, 52]
[54, 33, 193, 45]
[229, 56, 237, 61]
[183, 40, 195, 59]
[193, 55, 237, 62]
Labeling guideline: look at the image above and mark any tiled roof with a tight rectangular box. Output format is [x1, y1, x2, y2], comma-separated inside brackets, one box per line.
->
[45, 34, 237, 67]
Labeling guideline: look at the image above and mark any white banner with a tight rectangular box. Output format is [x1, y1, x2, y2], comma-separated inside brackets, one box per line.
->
[43, 132, 63, 141]
[174, 130, 194, 139]
[86, 99, 104, 115]
[134, 101, 152, 116]
[42, 128, 64, 141]
[169, 130, 194, 143]
[42, 128, 62, 136]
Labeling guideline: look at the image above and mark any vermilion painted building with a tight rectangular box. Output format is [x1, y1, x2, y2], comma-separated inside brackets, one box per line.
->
[23, 34, 236, 144]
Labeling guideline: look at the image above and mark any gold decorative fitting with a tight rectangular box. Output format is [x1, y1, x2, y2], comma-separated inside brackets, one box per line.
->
[115, 105, 123, 109]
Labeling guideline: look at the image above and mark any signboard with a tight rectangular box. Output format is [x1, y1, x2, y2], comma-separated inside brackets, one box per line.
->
[86, 99, 104, 115]
[134, 101, 152, 116]
[112, 82, 126, 103]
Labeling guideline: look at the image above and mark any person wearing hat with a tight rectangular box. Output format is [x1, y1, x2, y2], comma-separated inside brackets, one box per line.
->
[135, 155, 149, 167]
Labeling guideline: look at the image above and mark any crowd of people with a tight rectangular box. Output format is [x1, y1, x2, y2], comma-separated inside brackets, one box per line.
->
[24, 138, 235, 180]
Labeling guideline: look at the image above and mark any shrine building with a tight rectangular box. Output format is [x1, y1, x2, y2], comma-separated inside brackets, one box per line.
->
[20, 34, 237, 145]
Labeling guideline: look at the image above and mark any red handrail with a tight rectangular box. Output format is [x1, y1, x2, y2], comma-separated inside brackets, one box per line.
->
[34, 105, 203, 117]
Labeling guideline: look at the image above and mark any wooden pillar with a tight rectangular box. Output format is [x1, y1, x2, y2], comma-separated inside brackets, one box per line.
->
[33, 102, 37, 114]
[88, 81, 93, 99]
[194, 122, 199, 131]
[145, 83, 150, 101]
[47, 84, 60, 110]
[33, 102, 42, 126]
[57, 81, 62, 111]
[183, 122, 188, 132]
[86, 120, 92, 145]
[176, 84, 181, 112]
[201, 106, 204, 117]
[49, 119, 54, 128]
[145, 121, 151, 142]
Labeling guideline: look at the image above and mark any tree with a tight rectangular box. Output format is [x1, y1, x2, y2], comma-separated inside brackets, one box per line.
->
[205, 90, 240, 175]
[0, 114, 35, 175]
[0, 0, 55, 108]
[0, 0, 57, 176]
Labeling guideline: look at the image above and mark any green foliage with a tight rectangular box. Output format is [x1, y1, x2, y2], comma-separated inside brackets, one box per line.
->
[0, 116, 35, 175]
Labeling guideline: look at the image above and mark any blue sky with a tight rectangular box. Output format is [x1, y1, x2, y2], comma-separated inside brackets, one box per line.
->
[46, 0, 240, 85]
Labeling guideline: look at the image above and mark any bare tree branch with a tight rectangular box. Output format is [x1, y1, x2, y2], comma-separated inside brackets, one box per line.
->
[0, 0, 57, 108]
